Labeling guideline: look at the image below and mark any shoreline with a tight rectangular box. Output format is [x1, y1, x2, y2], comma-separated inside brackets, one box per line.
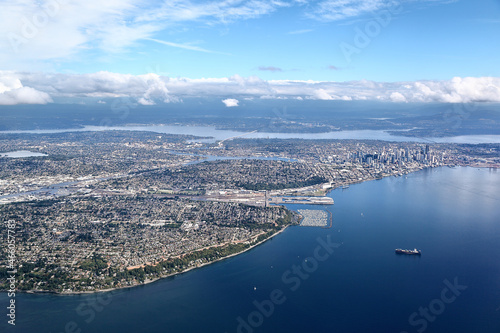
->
[19, 225, 291, 296]
[4, 165, 497, 296]
[2, 125, 500, 144]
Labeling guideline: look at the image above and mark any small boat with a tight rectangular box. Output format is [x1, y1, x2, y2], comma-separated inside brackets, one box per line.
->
[395, 248, 421, 255]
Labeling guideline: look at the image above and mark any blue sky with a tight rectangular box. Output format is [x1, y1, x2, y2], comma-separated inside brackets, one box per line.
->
[0, 0, 499, 105]
[2, 0, 499, 80]
[134, 0, 500, 82]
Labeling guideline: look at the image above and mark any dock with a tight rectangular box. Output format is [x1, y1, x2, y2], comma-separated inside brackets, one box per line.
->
[270, 196, 334, 205]
[298, 209, 329, 227]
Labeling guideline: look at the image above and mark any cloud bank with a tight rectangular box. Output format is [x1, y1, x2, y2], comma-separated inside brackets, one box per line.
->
[0, 73, 52, 105]
[1, 71, 499, 106]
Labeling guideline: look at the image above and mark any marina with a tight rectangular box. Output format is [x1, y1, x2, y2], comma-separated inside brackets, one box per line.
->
[298, 209, 329, 227]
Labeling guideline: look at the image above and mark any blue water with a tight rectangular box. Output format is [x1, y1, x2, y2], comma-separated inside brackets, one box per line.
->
[0, 151, 48, 158]
[1, 167, 499, 333]
[2, 125, 500, 144]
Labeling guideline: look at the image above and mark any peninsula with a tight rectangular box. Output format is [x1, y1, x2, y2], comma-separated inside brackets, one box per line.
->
[0, 131, 498, 293]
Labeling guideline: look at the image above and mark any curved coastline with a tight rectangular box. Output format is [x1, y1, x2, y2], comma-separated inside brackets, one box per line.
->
[21, 225, 291, 296]
[18, 165, 414, 296]
[7, 165, 499, 296]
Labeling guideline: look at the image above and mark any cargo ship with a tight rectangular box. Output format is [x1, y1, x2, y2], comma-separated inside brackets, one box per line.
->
[395, 248, 421, 255]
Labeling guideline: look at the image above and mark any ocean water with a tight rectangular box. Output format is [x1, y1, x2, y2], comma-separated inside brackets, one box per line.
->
[1, 166, 499, 333]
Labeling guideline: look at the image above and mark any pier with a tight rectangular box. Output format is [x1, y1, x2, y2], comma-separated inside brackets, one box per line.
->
[270, 196, 334, 205]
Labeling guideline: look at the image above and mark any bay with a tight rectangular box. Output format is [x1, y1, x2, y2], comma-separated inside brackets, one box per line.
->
[2, 125, 500, 143]
[1, 166, 499, 333]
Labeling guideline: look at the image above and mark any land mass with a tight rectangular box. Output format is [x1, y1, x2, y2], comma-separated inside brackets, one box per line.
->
[0, 131, 499, 293]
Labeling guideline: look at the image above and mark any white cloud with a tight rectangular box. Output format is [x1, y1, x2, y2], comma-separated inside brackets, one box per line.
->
[0, 0, 460, 72]
[0, 70, 173, 105]
[312, 88, 334, 100]
[3, 71, 500, 105]
[0, 86, 53, 105]
[399, 77, 500, 103]
[307, 0, 456, 22]
[0, 73, 52, 105]
[0, 0, 292, 68]
[136, 73, 172, 105]
[144, 38, 221, 54]
[0, 0, 151, 64]
[307, 0, 388, 22]
[136, 0, 291, 24]
[222, 98, 239, 107]
[390, 91, 406, 102]
[137, 97, 156, 106]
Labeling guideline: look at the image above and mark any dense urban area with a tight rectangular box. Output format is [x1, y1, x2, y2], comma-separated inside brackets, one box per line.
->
[0, 130, 499, 293]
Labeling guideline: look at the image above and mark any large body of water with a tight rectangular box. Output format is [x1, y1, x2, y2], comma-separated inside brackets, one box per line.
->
[0, 150, 48, 158]
[2, 124, 500, 143]
[1, 167, 499, 333]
